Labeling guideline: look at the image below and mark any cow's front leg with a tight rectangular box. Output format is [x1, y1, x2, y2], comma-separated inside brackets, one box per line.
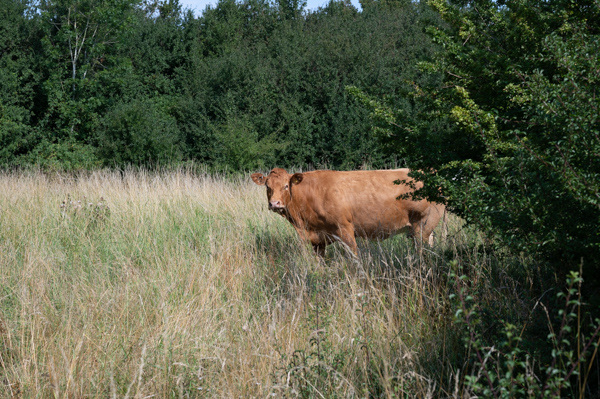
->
[312, 242, 326, 257]
[307, 230, 328, 257]
[336, 224, 358, 255]
[294, 226, 327, 257]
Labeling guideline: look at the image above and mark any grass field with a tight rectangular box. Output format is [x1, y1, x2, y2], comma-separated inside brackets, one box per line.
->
[0, 169, 525, 397]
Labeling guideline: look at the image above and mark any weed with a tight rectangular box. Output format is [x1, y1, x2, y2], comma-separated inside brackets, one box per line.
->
[452, 265, 600, 398]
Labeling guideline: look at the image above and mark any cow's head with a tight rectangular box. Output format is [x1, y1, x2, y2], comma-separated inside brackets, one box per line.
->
[251, 168, 303, 214]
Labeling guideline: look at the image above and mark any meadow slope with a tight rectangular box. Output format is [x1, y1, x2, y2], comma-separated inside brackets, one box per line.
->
[0, 169, 511, 397]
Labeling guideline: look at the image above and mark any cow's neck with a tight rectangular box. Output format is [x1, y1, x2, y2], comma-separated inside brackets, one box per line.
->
[283, 202, 302, 227]
[284, 183, 313, 229]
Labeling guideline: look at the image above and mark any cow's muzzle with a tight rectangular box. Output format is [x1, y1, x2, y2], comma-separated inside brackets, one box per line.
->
[269, 201, 286, 214]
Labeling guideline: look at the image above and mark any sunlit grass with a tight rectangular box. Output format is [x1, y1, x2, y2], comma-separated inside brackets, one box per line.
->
[0, 169, 504, 397]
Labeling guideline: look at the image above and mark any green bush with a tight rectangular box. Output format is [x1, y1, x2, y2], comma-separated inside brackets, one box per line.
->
[97, 98, 183, 166]
[23, 139, 101, 171]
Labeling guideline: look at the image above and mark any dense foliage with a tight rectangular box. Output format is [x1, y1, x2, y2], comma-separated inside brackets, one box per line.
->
[356, 0, 600, 274]
[0, 0, 438, 170]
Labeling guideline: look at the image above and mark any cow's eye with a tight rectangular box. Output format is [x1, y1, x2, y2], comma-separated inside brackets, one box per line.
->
[284, 184, 289, 190]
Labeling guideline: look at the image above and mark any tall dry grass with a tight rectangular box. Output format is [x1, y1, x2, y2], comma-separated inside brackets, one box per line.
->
[0, 169, 499, 397]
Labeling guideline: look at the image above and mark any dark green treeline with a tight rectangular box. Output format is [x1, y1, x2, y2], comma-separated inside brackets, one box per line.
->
[0, 0, 438, 170]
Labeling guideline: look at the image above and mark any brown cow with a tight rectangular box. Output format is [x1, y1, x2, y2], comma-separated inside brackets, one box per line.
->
[251, 168, 445, 256]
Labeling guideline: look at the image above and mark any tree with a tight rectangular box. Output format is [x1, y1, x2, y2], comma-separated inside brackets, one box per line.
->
[181, 0, 436, 169]
[31, 0, 138, 168]
[361, 0, 600, 273]
[0, 0, 40, 165]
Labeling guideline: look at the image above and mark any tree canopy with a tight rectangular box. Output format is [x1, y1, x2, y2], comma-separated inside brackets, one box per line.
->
[0, 0, 438, 170]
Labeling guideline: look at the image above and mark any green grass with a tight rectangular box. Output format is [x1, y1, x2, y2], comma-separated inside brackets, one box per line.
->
[0, 169, 533, 397]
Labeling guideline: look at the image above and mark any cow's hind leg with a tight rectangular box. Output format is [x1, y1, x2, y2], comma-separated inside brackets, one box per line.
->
[411, 204, 445, 247]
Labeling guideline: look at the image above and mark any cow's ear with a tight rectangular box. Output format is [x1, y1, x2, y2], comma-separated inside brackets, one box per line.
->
[290, 173, 303, 185]
[251, 173, 266, 185]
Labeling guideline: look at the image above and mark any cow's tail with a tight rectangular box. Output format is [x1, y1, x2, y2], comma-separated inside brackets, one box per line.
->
[442, 206, 448, 243]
